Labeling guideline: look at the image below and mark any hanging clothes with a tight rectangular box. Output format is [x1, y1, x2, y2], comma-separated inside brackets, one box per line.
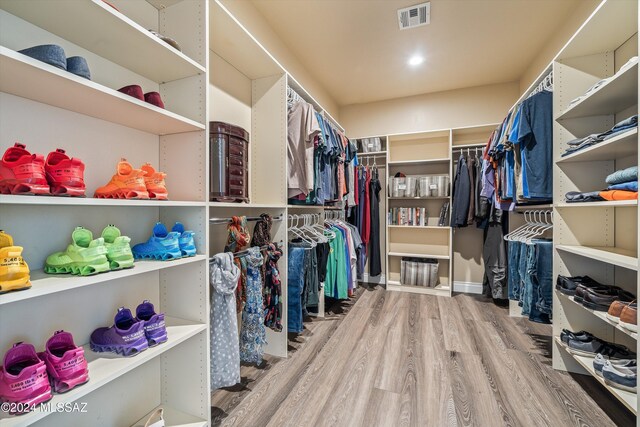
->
[288, 245, 306, 334]
[368, 168, 382, 277]
[263, 243, 283, 332]
[210, 252, 241, 390]
[508, 239, 552, 323]
[452, 154, 471, 227]
[482, 212, 508, 300]
[287, 100, 321, 199]
[239, 247, 267, 364]
[224, 216, 250, 312]
[325, 226, 348, 299]
[466, 156, 476, 225]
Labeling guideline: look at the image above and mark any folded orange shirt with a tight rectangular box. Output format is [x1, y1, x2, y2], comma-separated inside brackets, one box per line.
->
[599, 190, 638, 201]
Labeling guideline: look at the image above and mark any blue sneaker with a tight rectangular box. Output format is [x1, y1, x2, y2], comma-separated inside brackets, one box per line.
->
[602, 361, 637, 392]
[171, 222, 196, 257]
[132, 223, 182, 260]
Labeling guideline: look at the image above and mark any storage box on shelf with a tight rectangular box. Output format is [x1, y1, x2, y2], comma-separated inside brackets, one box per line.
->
[550, 0, 638, 415]
[0, 0, 210, 425]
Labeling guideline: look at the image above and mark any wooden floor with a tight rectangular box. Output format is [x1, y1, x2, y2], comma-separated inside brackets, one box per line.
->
[211, 286, 635, 427]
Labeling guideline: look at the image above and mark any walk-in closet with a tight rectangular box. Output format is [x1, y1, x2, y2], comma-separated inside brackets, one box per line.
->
[0, 0, 638, 426]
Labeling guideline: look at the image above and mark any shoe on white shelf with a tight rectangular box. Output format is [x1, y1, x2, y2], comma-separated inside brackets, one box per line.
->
[144, 408, 165, 427]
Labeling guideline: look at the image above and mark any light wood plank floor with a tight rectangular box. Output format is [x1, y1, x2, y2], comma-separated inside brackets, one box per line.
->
[211, 287, 634, 426]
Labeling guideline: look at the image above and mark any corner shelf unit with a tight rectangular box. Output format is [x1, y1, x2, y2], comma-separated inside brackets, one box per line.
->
[551, 0, 639, 416]
[0, 1, 210, 426]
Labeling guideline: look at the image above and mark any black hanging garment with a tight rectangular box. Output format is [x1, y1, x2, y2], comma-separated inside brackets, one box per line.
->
[369, 168, 382, 277]
[482, 207, 508, 300]
[451, 155, 470, 227]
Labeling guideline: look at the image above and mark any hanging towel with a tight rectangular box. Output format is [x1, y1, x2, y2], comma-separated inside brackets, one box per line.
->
[210, 252, 241, 390]
[239, 247, 267, 364]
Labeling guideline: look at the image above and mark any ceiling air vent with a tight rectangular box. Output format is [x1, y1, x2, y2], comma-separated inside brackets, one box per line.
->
[398, 2, 430, 30]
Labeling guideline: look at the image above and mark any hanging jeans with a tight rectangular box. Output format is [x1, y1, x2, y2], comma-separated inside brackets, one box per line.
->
[534, 240, 553, 317]
[288, 247, 305, 334]
[518, 240, 551, 324]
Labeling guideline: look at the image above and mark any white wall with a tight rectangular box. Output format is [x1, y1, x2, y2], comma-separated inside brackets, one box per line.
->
[339, 82, 519, 138]
[218, 0, 340, 118]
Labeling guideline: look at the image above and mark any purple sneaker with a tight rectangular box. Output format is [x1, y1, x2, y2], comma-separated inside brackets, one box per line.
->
[90, 308, 149, 357]
[136, 300, 168, 346]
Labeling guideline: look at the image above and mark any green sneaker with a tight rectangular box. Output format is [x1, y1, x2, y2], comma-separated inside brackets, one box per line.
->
[101, 225, 134, 270]
[44, 227, 110, 276]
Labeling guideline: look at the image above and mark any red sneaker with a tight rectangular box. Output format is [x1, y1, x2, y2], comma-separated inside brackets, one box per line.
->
[0, 143, 50, 195]
[45, 149, 86, 197]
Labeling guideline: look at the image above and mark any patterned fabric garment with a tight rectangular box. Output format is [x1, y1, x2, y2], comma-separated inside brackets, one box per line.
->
[263, 243, 283, 332]
[224, 216, 250, 312]
[210, 252, 241, 390]
[239, 247, 267, 364]
[251, 213, 273, 284]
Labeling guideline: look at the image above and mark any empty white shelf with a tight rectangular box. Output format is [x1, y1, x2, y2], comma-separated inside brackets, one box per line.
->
[0, 195, 207, 207]
[388, 225, 450, 230]
[557, 129, 638, 163]
[556, 245, 637, 270]
[0, 319, 207, 426]
[0, 256, 207, 306]
[388, 158, 450, 166]
[388, 252, 450, 260]
[0, 47, 204, 135]
[556, 200, 637, 208]
[387, 282, 450, 296]
[555, 337, 636, 413]
[357, 151, 387, 157]
[131, 405, 207, 427]
[388, 196, 450, 200]
[557, 63, 638, 120]
[0, 0, 205, 83]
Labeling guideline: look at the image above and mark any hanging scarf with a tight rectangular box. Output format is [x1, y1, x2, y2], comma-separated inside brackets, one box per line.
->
[251, 213, 273, 284]
[239, 247, 267, 364]
[263, 242, 283, 332]
[224, 216, 250, 312]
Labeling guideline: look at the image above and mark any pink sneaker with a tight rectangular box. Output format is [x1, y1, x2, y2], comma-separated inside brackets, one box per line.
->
[38, 331, 89, 393]
[0, 343, 52, 414]
[0, 143, 50, 195]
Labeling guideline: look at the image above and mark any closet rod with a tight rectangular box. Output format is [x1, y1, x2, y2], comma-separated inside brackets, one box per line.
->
[208, 241, 284, 261]
[209, 214, 284, 224]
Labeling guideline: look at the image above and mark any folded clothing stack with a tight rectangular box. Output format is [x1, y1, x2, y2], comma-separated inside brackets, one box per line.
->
[565, 166, 638, 203]
[562, 114, 638, 157]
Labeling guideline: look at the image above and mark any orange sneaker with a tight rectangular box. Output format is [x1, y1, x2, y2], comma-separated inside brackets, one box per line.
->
[94, 159, 149, 199]
[141, 163, 168, 200]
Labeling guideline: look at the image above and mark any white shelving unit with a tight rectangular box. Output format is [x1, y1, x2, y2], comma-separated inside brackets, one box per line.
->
[551, 0, 639, 417]
[384, 129, 453, 297]
[0, 1, 210, 426]
[208, 0, 350, 352]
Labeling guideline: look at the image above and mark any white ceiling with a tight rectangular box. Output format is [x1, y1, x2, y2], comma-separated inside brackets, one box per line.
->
[251, 0, 582, 106]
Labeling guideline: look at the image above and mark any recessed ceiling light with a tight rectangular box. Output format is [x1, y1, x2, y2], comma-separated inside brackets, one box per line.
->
[408, 55, 424, 66]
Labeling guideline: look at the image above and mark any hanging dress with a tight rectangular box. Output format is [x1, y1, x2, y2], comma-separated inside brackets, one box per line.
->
[224, 216, 250, 312]
[239, 247, 267, 364]
[369, 168, 382, 276]
[210, 252, 241, 390]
